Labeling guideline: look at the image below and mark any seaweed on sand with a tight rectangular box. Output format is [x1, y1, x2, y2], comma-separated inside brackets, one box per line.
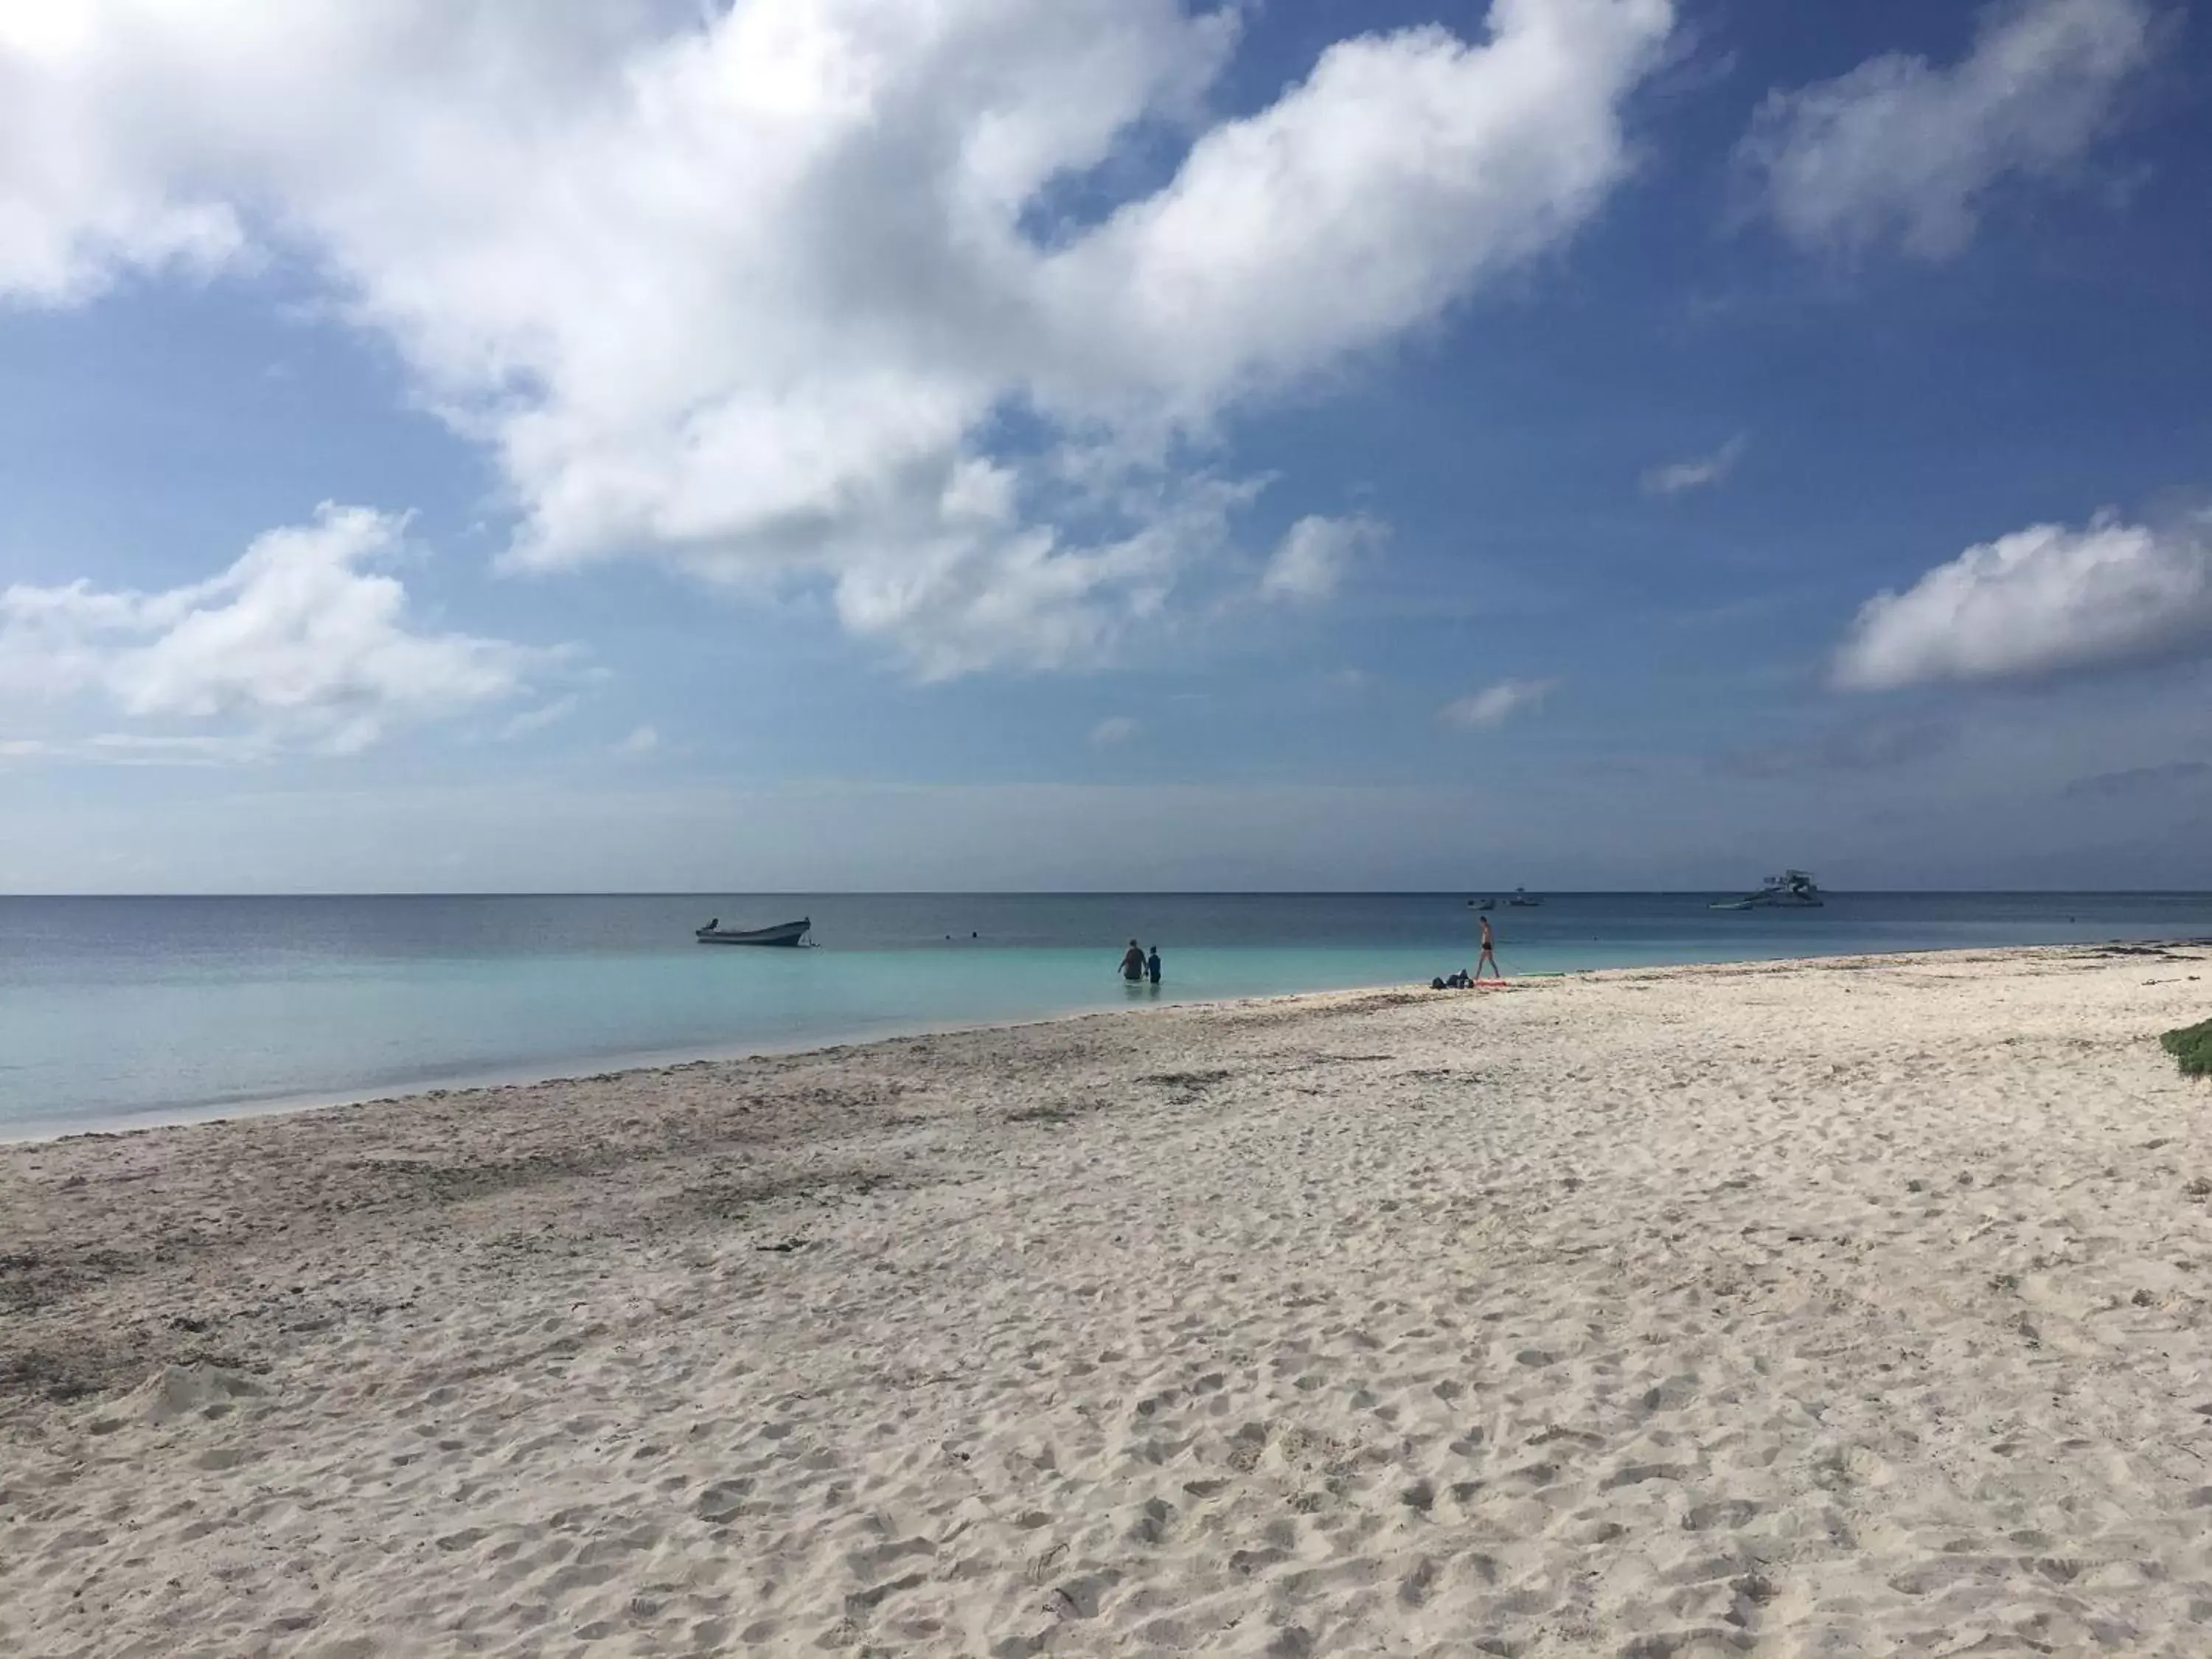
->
[2161, 1018, 2212, 1076]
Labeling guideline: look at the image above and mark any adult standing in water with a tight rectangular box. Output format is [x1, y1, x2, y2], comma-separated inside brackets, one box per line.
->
[1474, 913, 1502, 982]
[1146, 945, 1162, 986]
[1120, 939, 1147, 984]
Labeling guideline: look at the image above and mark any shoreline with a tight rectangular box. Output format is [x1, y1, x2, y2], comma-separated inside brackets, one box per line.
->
[1, 980, 1273, 1148]
[7, 940, 2212, 1654]
[12, 936, 2205, 1147]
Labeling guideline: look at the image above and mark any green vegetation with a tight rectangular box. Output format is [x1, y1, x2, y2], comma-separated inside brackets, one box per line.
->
[2161, 1018, 2212, 1077]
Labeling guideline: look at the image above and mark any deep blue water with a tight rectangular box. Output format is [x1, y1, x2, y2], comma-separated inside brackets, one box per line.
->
[3, 891, 2208, 1136]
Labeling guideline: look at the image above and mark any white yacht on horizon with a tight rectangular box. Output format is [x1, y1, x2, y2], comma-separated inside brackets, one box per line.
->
[1711, 870, 1824, 910]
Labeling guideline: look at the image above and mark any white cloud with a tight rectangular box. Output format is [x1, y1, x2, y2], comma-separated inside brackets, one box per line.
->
[82, 732, 276, 765]
[616, 724, 662, 756]
[0, 505, 546, 752]
[1641, 435, 1744, 497]
[1089, 715, 1139, 747]
[498, 694, 581, 741]
[1737, 0, 2159, 260]
[1036, 4, 1673, 416]
[0, 732, 277, 767]
[1261, 515, 1388, 605]
[1834, 509, 2212, 691]
[1439, 677, 1560, 729]
[829, 470, 1254, 680]
[0, 0, 1677, 676]
[4, 730, 276, 770]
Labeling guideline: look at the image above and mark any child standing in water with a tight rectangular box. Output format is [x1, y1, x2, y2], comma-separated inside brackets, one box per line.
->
[1146, 945, 1162, 986]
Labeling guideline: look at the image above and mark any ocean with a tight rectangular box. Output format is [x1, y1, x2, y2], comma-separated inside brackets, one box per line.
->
[4, 891, 2208, 1138]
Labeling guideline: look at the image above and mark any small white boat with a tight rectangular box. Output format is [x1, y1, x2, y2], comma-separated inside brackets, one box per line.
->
[1711, 872, 1823, 911]
[695, 917, 811, 947]
[1507, 888, 1543, 908]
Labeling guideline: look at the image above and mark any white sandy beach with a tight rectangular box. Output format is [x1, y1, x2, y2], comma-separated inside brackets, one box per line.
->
[5, 945, 2212, 1658]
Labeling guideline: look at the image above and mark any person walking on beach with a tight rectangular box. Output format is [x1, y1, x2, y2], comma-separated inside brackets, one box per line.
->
[1146, 945, 1162, 986]
[1473, 914, 1502, 982]
[1120, 939, 1147, 983]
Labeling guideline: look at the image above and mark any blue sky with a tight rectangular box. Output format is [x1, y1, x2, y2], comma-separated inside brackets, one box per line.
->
[2, 0, 2210, 891]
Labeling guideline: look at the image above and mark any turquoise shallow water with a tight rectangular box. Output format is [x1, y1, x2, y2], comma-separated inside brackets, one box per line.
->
[4, 891, 2208, 1135]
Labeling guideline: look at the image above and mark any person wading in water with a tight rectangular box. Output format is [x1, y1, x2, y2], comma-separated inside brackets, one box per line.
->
[1119, 939, 1147, 984]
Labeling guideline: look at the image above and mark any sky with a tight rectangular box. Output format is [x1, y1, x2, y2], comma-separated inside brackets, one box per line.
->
[2, 0, 2210, 893]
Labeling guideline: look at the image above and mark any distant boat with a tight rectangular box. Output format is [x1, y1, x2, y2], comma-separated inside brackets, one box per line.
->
[1469, 897, 1496, 911]
[695, 917, 812, 947]
[1507, 888, 1543, 908]
[1711, 871, 1823, 911]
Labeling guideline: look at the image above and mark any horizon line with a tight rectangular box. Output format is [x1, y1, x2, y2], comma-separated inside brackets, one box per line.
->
[6, 888, 2212, 901]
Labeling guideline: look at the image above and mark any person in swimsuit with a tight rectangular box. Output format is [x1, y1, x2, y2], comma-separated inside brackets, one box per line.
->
[1146, 945, 1162, 985]
[1120, 939, 1146, 982]
[1473, 914, 1502, 981]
